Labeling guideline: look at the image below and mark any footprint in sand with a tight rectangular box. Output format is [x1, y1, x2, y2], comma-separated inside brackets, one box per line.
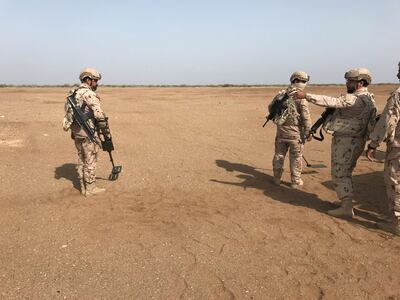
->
[0, 139, 24, 148]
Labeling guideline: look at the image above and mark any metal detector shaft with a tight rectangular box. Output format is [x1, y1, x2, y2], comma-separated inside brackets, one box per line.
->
[108, 151, 116, 168]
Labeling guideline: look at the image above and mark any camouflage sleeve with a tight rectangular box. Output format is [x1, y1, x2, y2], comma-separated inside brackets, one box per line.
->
[369, 90, 400, 148]
[305, 93, 357, 108]
[300, 99, 312, 135]
[83, 91, 106, 120]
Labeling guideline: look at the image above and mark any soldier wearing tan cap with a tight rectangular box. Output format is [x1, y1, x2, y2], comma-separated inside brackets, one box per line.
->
[63, 68, 107, 197]
[292, 68, 376, 218]
[367, 62, 400, 235]
[269, 71, 312, 188]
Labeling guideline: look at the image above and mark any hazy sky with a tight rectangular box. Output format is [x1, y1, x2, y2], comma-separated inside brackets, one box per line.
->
[1, 0, 399, 85]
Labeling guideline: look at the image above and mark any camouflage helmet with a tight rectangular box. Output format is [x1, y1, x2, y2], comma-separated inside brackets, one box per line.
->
[344, 68, 372, 84]
[79, 68, 102, 81]
[290, 71, 310, 83]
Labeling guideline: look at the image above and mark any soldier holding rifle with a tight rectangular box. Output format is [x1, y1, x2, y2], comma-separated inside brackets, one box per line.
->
[292, 68, 376, 218]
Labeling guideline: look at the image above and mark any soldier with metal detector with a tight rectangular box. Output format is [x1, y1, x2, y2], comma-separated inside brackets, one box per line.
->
[63, 68, 121, 197]
[292, 68, 376, 218]
[264, 71, 312, 189]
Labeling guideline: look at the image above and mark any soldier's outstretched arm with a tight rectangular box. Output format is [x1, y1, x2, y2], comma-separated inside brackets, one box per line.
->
[304, 93, 357, 108]
[300, 99, 312, 138]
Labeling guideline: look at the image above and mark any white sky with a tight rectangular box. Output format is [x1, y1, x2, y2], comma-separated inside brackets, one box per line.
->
[0, 0, 399, 85]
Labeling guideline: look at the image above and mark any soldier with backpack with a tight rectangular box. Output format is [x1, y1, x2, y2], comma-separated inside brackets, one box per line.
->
[269, 71, 312, 188]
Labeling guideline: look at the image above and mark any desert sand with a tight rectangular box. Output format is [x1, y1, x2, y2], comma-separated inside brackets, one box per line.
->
[0, 85, 399, 299]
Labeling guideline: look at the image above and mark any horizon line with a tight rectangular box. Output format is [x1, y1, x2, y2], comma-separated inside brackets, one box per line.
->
[0, 83, 398, 88]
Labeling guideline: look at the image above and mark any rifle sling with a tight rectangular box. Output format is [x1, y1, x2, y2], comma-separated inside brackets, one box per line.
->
[312, 128, 325, 141]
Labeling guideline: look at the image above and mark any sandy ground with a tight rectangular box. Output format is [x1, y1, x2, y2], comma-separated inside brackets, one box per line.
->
[0, 85, 399, 299]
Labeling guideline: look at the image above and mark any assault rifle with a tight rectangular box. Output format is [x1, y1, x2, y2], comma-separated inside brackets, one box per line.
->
[67, 92, 97, 144]
[262, 93, 289, 127]
[310, 108, 335, 141]
[67, 91, 122, 181]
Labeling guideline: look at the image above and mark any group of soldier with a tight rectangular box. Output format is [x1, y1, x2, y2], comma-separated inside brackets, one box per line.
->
[269, 62, 400, 235]
[63, 64, 400, 236]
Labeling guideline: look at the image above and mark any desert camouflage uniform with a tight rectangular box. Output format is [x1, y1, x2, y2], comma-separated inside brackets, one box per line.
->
[69, 83, 106, 186]
[369, 86, 400, 222]
[306, 87, 376, 203]
[271, 90, 311, 184]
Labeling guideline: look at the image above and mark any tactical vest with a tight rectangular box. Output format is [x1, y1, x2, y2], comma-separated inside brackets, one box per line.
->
[324, 92, 376, 137]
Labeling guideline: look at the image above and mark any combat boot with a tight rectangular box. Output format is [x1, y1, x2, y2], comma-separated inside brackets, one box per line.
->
[273, 177, 281, 186]
[327, 198, 354, 218]
[290, 179, 303, 189]
[85, 183, 106, 197]
[377, 218, 400, 236]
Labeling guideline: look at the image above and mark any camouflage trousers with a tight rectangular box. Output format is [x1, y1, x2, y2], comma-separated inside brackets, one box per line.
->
[74, 138, 99, 184]
[331, 136, 365, 200]
[384, 150, 400, 218]
[273, 138, 303, 184]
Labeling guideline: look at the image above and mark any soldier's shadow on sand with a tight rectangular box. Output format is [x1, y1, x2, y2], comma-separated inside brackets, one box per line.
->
[211, 159, 380, 230]
[54, 163, 109, 191]
[54, 163, 80, 191]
